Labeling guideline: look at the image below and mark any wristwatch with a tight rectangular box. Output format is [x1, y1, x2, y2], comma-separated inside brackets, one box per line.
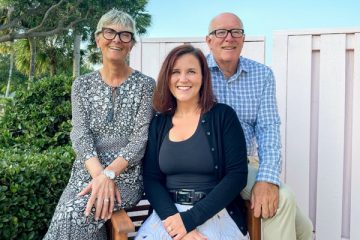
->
[102, 169, 116, 180]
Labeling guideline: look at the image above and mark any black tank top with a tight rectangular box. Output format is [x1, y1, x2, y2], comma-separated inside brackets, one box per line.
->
[159, 121, 217, 191]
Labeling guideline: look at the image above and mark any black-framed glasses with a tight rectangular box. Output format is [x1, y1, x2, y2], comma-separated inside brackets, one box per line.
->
[101, 28, 134, 43]
[209, 29, 245, 38]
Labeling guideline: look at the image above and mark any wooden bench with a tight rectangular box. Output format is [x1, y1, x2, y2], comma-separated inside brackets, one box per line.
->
[106, 199, 261, 240]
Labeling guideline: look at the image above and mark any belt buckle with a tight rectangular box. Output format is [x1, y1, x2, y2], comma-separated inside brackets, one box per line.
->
[176, 189, 195, 205]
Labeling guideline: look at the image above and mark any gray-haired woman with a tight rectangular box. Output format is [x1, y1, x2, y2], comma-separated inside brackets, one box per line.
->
[43, 9, 155, 240]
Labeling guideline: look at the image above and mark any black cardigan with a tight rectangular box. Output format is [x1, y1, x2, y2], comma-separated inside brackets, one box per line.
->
[143, 103, 248, 235]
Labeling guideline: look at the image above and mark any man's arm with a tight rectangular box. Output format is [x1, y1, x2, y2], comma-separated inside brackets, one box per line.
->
[252, 68, 282, 218]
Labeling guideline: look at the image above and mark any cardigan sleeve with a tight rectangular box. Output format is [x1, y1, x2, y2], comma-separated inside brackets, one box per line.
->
[180, 104, 248, 232]
[143, 115, 179, 220]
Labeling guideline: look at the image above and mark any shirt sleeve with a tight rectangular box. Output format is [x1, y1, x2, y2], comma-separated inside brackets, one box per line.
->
[70, 77, 98, 163]
[115, 78, 155, 167]
[255, 69, 282, 186]
[179, 106, 248, 232]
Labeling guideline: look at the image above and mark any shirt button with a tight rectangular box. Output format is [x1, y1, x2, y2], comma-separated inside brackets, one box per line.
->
[201, 119, 206, 123]
[211, 148, 215, 151]
[229, 211, 234, 215]
[207, 131, 211, 135]
[214, 165, 218, 169]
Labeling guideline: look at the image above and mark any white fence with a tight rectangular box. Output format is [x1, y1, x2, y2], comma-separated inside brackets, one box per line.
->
[273, 29, 360, 240]
[129, 29, 360, 240]
[129, 37, 265, 80]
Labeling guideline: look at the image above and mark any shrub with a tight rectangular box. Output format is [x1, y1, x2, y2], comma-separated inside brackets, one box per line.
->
[0, 97, 12, 118]
[0, 146, 75, 240]
[0, 75, 72, 150]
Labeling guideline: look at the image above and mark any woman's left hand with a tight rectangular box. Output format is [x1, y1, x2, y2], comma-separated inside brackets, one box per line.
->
[162, 213, 187, 240]
[78, 174, 121, 220]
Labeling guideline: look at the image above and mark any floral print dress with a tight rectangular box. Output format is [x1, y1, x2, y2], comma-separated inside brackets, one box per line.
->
[43, 70, 155, 240]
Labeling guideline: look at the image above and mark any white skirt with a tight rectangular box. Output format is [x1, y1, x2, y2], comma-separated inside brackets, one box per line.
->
[136, 204, 249, 240]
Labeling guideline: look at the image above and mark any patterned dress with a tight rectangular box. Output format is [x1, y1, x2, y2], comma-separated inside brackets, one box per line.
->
[44, 70, 155, 240]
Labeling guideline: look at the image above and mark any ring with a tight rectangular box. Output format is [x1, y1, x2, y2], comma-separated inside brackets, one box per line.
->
[167, 226, 172, 232]
[104, 198, 110, 203]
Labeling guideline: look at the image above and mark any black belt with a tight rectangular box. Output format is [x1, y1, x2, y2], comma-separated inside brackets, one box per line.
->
[169, 189, 206, 205]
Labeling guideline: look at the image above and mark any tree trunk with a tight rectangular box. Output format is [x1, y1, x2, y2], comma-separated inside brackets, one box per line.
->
[5, 42, 14, 97]
[50, 63, 56, 76]
[73, 33, 82, 79]
[5, 7, 14, 97]
[28, 37, 36, 88]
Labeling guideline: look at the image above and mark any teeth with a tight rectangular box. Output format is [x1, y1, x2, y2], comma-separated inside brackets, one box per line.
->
[177, 86, 191, 90]
[109, 47, 121, 50]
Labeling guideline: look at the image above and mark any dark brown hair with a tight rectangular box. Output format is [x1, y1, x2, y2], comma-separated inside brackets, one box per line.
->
[153, 44, 215, 114]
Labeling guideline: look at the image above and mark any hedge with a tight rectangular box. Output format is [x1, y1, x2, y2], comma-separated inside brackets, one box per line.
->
[0, 146, 75, 240]
[0, 74, 72, 151]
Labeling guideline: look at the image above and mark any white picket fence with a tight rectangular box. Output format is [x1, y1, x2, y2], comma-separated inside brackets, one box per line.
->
[129, 29, 360, 240]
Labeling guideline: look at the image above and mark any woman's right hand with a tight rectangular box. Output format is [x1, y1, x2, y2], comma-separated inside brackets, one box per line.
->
[163, 213, 187, 240]
[78, 174, 121, 220]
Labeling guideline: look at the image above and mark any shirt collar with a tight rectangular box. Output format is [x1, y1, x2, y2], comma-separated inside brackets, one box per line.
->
[207, 54, 249, 74]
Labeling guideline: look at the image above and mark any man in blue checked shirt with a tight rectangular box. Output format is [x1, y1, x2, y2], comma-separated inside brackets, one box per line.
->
[206, 12, 313, 240]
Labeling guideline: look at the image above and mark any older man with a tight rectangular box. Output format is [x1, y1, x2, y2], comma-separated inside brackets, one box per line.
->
[206, 12, 313, 240]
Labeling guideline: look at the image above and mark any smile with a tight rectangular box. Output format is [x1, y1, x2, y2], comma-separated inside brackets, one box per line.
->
[222, 46, 236, 50]
[109, 46, 122, 51]
[177, 86, 191, 90]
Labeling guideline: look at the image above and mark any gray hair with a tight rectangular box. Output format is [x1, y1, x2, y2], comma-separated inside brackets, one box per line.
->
[95, 8, 137, 42]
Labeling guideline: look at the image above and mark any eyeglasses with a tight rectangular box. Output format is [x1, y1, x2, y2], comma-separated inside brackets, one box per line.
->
[209, 29, 245, 38]
[101, 28, 134, 43]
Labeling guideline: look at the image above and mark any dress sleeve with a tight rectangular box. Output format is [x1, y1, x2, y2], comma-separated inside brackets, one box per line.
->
[115, 77, 156, 168]
[255, 69, 282, 186]
[70, 77, 98, 163]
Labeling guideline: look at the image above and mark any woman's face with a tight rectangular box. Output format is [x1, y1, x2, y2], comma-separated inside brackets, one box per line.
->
[96, 24, 134, 64]
[169, 53, 202, 105]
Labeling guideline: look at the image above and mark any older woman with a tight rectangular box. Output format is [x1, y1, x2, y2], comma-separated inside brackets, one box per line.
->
[44, 9, 155, 240]
[136, 45, 249, 240]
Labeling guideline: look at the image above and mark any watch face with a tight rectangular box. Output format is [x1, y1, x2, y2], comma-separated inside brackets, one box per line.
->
[104, 170, 115, 179]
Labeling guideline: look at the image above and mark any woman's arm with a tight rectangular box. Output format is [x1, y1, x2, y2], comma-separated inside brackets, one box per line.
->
[110, 76, 156, 170]
[143, 116, 179, 220]
[71, 76, 120, 220]
[70, 77, 98, 164]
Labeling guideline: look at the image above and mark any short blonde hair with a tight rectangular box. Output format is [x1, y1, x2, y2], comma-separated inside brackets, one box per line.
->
[95, 8, 137, 42]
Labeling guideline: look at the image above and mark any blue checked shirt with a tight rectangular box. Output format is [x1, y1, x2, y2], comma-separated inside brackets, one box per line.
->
[207, 54, 282, 185]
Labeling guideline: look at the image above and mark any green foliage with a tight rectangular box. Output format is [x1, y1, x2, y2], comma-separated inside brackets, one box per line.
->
[0, 48, 27, 94]
[0, 146, 75, 240]
[13, 38, 74, 78]
[0, 74, 72, 150]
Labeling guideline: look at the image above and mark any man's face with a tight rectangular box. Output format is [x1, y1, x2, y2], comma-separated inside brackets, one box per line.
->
[206, 14, 245, 66]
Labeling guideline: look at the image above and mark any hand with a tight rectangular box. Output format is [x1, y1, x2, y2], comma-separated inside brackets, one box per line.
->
[162, 213, 187, 240]
[182, 230, 208, 240]
[78, 175, 121, 220]
[251, 181, 279, 218]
